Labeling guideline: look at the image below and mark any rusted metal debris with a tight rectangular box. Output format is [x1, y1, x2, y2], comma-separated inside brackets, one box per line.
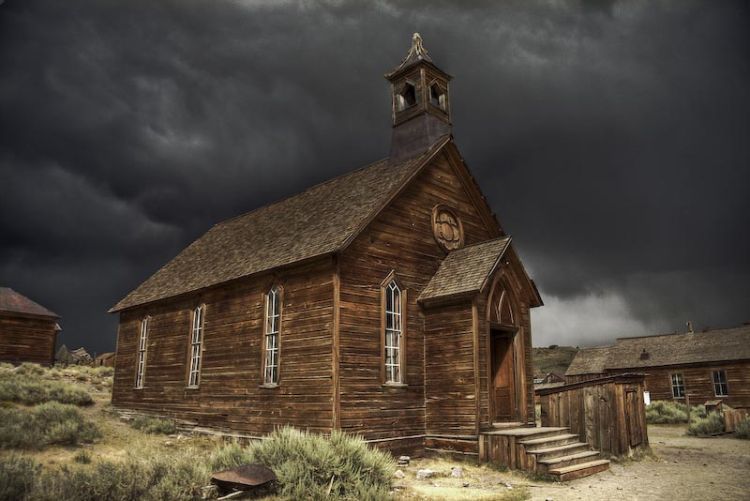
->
[210, 464, 276, 492]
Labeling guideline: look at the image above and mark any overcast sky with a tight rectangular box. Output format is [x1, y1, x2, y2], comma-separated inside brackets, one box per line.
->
[1, 0, 748, 353]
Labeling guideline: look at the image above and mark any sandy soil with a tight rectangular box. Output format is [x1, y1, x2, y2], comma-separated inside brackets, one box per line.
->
[396, 425, 750, 501]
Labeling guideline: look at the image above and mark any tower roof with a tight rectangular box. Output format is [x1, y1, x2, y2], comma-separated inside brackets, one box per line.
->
[386, 33, 447, 80]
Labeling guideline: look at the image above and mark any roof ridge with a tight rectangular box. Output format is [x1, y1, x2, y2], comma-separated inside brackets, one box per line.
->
[450, 235, 511, 253]
[215, 157, 390, 227]
[615, 324, 749, 342]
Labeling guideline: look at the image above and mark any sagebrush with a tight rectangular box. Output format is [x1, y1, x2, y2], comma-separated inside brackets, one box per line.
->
[211, 427, 394, 500]
[733, 417, 750, 440]
[646, 401, 705, 424]
[0, 402, 100, 449]
[0, 364, 94, 406]
[130, 415, 177, 435]
[687, 411, 724, 436]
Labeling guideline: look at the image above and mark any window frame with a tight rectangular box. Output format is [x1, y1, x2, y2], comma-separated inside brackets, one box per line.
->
[712, 369, 728, 397]
[134, 316, 149, 389]
[381, 272, 408, 386]
[261, 286, 282, 387]
[186, 304, 205, 388]
[670, 372, 685, 399]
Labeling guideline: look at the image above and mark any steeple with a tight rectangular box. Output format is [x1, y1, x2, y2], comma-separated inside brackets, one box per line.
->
[386, 33, 452, 162]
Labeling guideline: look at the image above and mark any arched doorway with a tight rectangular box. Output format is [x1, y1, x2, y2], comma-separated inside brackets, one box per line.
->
[487, 278, 520, 423]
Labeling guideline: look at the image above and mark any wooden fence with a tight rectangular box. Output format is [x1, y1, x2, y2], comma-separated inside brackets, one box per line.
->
[536, 373, 648, 457]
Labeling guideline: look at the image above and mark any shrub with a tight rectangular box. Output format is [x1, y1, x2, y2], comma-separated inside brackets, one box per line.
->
[687, 411, 725, 436]
[734, 417, 750, 440]
[0, 402, 100, 449]
[130, 415, 177, 435]
[0, 455, 40, 500]
[0, 377, 93, 406]
[15, 363, 45, 377]
[73, 450, 92, 464]
[211, 426, 394, 500]
[646, 401, 688, 424]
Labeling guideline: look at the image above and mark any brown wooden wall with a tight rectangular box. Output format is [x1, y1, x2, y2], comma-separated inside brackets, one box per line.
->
[0, 314, 57, 365]
[538, 374, 649, 457]
[610, 362, 750, 410]
[112, 258, 335, 435]
[338, 151, 494, 453]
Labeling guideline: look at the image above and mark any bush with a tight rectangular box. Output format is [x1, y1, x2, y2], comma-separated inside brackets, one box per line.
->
[0, 454, 212, 501]
[734, 417, 750, 439]
[15, 363, 45, 377]
[0, 455, 40, 500]
[211, 427, 394, 500]
[0, 402, 100, 449]
[646, 401, 688, 424]
[130, 415, 177, 435]
[73, 450, 92, 464]
[0, 377, 93, 406]
[687, 411, 725, 436]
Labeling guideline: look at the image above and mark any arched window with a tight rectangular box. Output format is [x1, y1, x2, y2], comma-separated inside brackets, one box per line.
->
[263, 286, 281, 385]
[187, 305, 205, 387]
[384, 279, 403, 384]
[135, 316, 149, 389]
[489, 280, 517, 328]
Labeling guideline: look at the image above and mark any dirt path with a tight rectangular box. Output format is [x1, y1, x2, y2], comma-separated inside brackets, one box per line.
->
[528, 425, 750, 501]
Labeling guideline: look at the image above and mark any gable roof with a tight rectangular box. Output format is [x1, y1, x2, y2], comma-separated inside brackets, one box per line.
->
[565, 346, 611, 376]
[111, 138, 450, 312]
[418, 236, 511, 304]
[565, 324, 750, 376]
[607, 324, 750, 369]
[0, 287, 58, 319]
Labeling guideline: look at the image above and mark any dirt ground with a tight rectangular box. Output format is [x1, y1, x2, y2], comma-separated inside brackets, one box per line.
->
[395, 425, 750, 500]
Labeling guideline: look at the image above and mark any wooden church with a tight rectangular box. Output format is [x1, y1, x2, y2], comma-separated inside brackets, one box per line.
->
[110, 34, 543, 458]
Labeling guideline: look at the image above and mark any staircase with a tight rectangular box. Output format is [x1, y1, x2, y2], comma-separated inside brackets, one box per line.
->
[480, 426, 609, 481]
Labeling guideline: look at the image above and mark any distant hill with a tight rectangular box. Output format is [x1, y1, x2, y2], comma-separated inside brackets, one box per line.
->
[532, 346, 578, 378]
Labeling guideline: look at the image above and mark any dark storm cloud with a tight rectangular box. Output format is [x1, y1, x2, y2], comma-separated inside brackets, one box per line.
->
[0, 0, 747, 352]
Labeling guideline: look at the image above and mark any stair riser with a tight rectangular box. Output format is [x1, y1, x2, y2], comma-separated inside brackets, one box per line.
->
[523, 437, 580, 451]
[553, 461, 610, 482]
[535, 444, 590, 461]
[538, 454, 602, 472]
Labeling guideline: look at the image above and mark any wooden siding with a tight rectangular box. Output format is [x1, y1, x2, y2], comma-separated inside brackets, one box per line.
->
[112, 258, 335, 435]
[612, 362, 750, 410]
[0, 314, 57, 365]
[538, 374, 649, 457]
[338, 151, 494, 450]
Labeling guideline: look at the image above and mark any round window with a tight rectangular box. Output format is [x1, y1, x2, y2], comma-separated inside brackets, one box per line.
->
[432, 205, 464, 251]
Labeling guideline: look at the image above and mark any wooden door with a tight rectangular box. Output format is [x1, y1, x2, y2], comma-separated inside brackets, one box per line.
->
[491, 332, 515, 422]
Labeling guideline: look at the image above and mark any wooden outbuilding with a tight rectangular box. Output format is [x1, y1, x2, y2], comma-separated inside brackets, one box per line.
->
[566, 324, 750, 409]
[94, 352, 116, 367]
[0, 287, 60, 365]
[109, 34, 543, 458]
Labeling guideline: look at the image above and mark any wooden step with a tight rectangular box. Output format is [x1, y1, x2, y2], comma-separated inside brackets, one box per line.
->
[530, 442, 590, 459]
[519, 433, 579, 448]
[548, 459, 610, 481]
[491, 421, 525, 429]
[537, 450, 601, 470]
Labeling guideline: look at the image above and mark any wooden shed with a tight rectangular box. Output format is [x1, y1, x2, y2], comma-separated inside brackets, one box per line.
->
[566, 324, 750, 410]
[0, 287, 60, 365]
[109, 34, 543, 459]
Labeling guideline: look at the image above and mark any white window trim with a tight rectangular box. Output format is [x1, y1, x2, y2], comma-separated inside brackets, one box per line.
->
[187, 305, 205, 388]
[712, 369, 728, 397]
[384, 280, 403, 384]
[263, 287, 281, 385]
[670, 372, 685, 399]
[135, 317, 149, 389]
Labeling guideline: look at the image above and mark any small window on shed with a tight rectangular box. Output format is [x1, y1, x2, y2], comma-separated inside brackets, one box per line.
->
[670, 373, 684, 398]
[712, 370, 728, 396]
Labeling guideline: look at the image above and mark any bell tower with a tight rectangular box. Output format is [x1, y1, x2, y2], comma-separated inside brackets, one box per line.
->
[386, 33, 452, 162]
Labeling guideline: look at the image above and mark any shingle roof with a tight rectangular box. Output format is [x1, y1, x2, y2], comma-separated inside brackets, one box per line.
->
[111, 138, 449, 312]
[607, 325, 750, 369]
[565, 324, 750, 375]
[418, 236, 511, 304]
[565, 346, 611, 376]
[0, 287, 59, 319]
